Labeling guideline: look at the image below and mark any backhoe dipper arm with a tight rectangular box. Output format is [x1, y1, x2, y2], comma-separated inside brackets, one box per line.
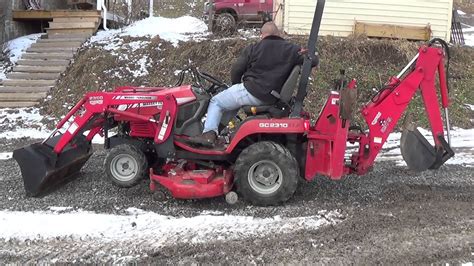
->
[51, 92, 177, 154]
[353, 45, 451, 174]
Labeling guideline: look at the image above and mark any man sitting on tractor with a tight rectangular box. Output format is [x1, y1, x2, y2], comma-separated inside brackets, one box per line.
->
[189, 22, 319, 147]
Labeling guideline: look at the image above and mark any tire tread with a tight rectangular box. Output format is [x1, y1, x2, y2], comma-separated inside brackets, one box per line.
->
[104, 144, 148, 188]
[234, 141, 299, 206]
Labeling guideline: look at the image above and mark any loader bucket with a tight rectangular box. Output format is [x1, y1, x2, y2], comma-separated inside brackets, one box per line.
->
[400, 122, 437, 172]
[13, 134, 92, 197]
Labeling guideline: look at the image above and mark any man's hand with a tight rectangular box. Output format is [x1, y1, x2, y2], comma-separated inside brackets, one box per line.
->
[298, 48, 309, 55]
[298, 47, 319, 67]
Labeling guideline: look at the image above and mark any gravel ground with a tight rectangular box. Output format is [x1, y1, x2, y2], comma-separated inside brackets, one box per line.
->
[0, 138, 473, 264]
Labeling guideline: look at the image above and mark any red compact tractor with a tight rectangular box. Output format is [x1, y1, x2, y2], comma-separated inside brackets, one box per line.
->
[14, 0, 454, 205]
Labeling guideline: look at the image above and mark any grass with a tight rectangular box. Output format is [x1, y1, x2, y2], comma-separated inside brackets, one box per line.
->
[154, 0, 206, 18]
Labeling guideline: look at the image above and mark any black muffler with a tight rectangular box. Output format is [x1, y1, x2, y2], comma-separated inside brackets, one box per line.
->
[13, 133, 92, 197]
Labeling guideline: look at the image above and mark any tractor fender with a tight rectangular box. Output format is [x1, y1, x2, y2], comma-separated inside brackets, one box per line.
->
[225, 118, 308, 153]
[107, 135, 148, 151]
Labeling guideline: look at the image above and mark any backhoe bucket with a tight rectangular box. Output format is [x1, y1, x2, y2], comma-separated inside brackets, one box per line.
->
[13, 134, 92, 197]
[400, 122, 437, 172]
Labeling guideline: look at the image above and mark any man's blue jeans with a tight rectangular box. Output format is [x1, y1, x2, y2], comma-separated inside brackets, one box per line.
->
[203, 83, 263, 134]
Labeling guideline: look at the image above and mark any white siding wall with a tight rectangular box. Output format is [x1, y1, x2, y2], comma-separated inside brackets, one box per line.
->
[284, 0, 453, 40]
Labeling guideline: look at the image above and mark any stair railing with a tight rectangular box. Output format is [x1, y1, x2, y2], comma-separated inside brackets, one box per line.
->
[97, 0, 109, 30]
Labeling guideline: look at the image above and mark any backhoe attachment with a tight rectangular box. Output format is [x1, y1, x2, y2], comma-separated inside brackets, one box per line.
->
[354, 39, 454, 174]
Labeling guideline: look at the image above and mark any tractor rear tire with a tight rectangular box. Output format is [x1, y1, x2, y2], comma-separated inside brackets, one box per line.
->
[234, 141, 299, 206]
[104, 144, 148, 188]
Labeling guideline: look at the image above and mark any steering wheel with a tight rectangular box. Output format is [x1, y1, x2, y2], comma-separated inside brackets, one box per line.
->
[199, 71, 227, 88]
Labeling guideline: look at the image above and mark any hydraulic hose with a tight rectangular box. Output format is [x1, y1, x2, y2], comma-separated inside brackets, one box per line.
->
[428, 38, 451, 92]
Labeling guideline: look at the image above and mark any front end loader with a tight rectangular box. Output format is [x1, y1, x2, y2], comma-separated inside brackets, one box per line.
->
[13, 0, 454, 205]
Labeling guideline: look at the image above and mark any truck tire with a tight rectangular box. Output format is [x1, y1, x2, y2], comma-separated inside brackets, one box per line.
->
[234, 141, 299, 206]
[214, 13, 237, 35]
[104, 144, 148, 188]
[262, 12, 272, 24]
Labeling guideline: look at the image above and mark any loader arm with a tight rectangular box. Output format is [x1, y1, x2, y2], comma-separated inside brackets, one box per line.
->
[52, 92, 178, 154]
[351, 45, 454, 174]
[13, 91, 178, 196]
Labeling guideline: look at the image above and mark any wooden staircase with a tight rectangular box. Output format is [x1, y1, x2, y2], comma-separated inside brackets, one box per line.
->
[0, 10, 101, 108]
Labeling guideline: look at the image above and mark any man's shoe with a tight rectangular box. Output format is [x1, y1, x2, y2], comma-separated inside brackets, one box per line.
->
[187, 131, 217, 147]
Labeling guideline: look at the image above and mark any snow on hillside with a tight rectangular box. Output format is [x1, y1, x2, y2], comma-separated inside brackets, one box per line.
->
[0, 33, 42, 80]
[90, 16, 209, 48]
[464, 26, 474, 46]
[0, 108, 52, 139]
[3, 33, 42, 64]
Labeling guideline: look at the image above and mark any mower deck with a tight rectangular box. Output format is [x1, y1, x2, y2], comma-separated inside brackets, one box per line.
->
[150, 165, 233, 199]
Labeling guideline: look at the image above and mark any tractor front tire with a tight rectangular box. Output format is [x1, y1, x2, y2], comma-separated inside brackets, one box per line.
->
[234, 141, 299, 206]
[104, 144, 148, 188]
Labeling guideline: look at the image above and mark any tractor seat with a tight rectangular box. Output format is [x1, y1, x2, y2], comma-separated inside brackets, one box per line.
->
[242, 65, 301, 118]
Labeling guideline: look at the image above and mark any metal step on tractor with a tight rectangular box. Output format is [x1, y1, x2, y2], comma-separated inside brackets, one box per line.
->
[14, 0, 454, 206]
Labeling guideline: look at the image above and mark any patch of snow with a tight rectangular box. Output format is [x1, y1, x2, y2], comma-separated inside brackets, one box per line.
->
[0, 33, 42, 80]
[3, 33, 42, 64]
[126, 40, 149, 51]
[49, 206, 73, 212]
[0, 152, 12, 160]
[465, 104, 474, 111]
[128, 55, 149, 77]
[90, 16, 209, 48]
[0, 65, 8, 80]
[457, 10, 466, 15]
[200, 210, 224, 215]
[378, 128, 474, 167]
[464, 26, 474, 47]
[0, 209, 342, 244]
[0, 108, 51, 139]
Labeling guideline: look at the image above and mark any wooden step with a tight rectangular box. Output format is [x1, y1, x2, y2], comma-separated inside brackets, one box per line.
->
[13, 65, 66, 73]
[27, 47, 79, 53]
[7, 72, 60, 80]
[0, 92, 47, 102]
[22, 53, 74, 60]
[37, 38, 87, 43]
[13, 10, 100, 19]
[17, 59, 70, 66]
[53, 17, 101, 23]
[52, 10, 101, 17]
[2, 79, 56, 87]
[0, 86, 51, 93]
[49, 22, 97, 29]
[47, 28, 96, 35]
[0, 101, 39, 108]
[31, 42, 83, 48]
[47, 33, 92, 39]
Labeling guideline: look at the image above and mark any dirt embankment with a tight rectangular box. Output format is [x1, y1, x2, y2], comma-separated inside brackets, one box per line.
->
[42, 35, 474, 128]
